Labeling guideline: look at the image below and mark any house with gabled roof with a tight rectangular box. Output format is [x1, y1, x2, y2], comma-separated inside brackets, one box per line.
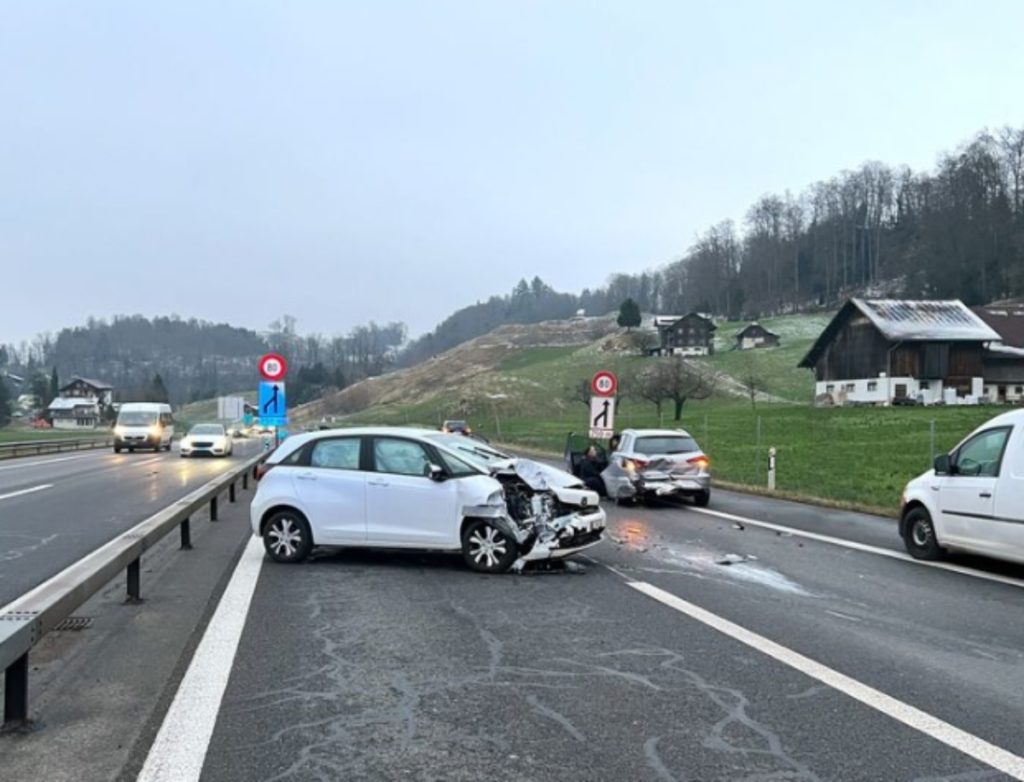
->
[799, 299, 1000, 406]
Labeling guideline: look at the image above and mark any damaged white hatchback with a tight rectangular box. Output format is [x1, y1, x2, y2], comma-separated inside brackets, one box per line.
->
[250, 427, 606, 573]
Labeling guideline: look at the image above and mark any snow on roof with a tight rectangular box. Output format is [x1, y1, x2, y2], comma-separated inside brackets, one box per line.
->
[48, 396, 100, 410]
[851, 299, 1000, 342]
[61, 376, 113, 390]
[987, 343, 1024, 358]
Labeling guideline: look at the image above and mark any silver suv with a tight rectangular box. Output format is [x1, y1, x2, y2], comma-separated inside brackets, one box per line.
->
[601, 428, 711, 506]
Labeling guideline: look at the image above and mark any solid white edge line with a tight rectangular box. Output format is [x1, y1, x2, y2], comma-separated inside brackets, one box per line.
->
[0, 484, 53, 502]
[691, 506, 1024, 591]
[138, 536, 265, 782]
[627, 579, 1024, 780]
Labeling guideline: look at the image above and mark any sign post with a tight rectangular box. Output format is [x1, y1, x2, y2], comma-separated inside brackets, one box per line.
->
[588, 370, 617, 439]
[768, 446, 777, 491]
[257, 354, 289, 442]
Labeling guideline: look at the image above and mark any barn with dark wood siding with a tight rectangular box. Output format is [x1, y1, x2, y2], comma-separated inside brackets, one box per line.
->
[734, 322, 780, 350]
[799, 299, 1000, 406]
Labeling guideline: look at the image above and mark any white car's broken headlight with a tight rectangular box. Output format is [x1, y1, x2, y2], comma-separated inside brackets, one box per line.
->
[486, 489, 506, 508]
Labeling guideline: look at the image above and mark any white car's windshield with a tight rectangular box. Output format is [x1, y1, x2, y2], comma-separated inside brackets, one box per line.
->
[190, 425, 224, 436]
[426, 434, 509, 468]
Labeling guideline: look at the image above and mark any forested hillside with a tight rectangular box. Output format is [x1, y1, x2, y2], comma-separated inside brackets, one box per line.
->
[4, 123, 1022, 407]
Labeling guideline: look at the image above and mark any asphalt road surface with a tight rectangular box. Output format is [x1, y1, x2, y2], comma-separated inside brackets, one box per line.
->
[0, 438, 262, 605]
[136, 488, 1024, 782]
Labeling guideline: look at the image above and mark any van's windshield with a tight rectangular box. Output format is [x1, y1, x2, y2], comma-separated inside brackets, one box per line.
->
[118, 411, 159, 426]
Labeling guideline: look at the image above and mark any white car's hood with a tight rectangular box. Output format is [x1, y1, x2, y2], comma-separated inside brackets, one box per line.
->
[487, 457, 583, 491]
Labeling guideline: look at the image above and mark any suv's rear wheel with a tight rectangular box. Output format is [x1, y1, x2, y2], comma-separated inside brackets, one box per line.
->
[264, 510, 314, 563]
[903, 507, 943, 560]
[461, 519, 518, 573]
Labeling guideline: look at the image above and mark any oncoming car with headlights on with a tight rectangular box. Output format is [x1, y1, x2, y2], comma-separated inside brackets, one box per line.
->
[180, 423, 234, 458]
[250, 427, 606, 572]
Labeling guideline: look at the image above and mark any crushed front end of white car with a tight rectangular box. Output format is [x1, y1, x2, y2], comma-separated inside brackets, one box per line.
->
[480, 459, 606, 571]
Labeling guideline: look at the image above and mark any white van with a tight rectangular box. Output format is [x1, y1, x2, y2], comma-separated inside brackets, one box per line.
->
[114, 403, 175, 453]
[900, 408, 1024, 565]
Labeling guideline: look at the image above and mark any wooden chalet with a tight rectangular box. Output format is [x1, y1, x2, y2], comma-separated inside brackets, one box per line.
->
[734, 322, 780, 350]
[974, 305, 1024, 404]
[651, 313, 716, 357]
[799, 299, 1000, 406]
[60, 376, 114, 407]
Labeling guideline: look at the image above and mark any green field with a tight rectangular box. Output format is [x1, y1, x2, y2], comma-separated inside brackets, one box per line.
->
[332, 312, 1007, 514]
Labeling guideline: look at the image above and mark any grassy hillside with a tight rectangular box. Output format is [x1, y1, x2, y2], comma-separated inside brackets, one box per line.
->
[296, 312, 1006, 514]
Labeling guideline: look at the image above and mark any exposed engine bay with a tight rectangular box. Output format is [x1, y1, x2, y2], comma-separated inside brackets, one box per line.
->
[483, 458, 606, 571]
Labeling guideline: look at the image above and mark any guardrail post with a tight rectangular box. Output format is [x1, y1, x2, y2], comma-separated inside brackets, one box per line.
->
[242, 472, 249, 490]
[210, 496, 219, 521]
[252, 464, 258, 480]
[180, 517, 192, 550]
[3, 653, 29, 728]
[126, 558, 142, 603]
[229, 482, 236, 503]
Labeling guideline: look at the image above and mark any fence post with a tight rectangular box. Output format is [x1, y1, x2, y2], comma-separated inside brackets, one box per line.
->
[180, 517, 192, 550]
[126, 558, 142, 603]
[768, 446, 777, 490]
[3, 653, 29, 727]
[755, 415, 763, 481]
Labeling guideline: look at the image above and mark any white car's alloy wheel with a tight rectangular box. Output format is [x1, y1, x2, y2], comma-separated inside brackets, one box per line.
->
[264, 512, 313, 563]
[461, 519, 517, 573]
[469, 525, 507, 569]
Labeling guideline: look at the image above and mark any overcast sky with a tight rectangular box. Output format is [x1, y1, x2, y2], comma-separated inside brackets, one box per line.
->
[2, 1, 1023, 347]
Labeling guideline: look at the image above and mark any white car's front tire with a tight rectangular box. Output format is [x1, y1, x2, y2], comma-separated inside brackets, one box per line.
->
[461, 519, 517, 573]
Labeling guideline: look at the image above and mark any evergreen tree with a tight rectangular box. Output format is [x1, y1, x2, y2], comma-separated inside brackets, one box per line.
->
[50, 367, 59, 399]
[150, 373, 170, 403]
[617, 298, 642, 331]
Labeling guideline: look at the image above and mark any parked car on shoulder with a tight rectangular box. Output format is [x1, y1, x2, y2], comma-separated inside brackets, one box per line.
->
[250, 427, 605, 572]
[180, 423, 234, 457]
[575, 428, 710, 506]
[441, 419, 472, 435]
[900, 409, 1024, 565]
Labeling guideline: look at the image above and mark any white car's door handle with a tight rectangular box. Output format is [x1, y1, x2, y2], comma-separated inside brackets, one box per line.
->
[979, 492, 992, 498]
[367, 479, 389, 487]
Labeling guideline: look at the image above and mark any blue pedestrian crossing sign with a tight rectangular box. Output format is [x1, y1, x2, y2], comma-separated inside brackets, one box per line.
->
[258, 381, 288, 427]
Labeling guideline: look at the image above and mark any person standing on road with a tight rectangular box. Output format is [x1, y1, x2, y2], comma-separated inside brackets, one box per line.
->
[579, 445, 606, 495]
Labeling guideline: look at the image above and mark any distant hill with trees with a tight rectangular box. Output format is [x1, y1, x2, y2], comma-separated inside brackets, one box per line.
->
[2, 123, 1022, 410]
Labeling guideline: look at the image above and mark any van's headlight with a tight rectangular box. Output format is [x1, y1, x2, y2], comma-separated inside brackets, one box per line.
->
[149, 425, 161, 436]
[114, 426, 126, 437]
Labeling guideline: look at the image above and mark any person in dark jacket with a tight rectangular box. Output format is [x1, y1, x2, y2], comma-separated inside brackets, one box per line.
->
[578, 445, 605, 495]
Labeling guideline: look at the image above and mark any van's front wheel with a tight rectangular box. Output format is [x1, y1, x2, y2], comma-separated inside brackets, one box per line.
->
[903, 507, 943, 560]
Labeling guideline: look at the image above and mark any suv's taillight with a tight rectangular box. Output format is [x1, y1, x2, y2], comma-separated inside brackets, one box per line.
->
[688, 455, 710, 470]
[256, 463, 274, 481]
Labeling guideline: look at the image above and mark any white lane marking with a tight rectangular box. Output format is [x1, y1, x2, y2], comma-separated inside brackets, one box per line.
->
[627, 580, 1024, 780]
[691, 506, 1024, 591]
[0, 484, 54, 502]
[0, 454, 103, 471]
[138, 536, 264, 782]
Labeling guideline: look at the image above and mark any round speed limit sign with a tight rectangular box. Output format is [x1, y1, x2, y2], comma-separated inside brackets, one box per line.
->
[591, 370, 618, 397]
[258, 353, 288, 382]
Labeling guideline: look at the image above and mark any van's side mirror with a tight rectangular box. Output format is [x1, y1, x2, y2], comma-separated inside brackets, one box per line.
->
[933, 454, 953, 475]
[428, 464, 446, 482]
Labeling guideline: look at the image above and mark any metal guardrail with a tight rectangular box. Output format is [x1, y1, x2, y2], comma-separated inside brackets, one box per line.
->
[0, 436, 115, 460]
[0, 451, 269, 729]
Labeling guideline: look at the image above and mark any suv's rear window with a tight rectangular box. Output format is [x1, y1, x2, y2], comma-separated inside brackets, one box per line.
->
[635, 436, 698, 455]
